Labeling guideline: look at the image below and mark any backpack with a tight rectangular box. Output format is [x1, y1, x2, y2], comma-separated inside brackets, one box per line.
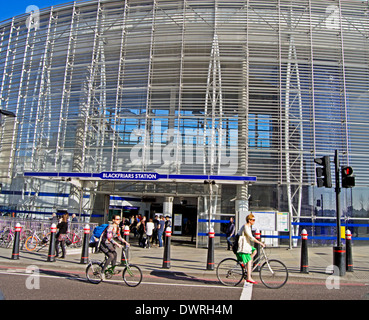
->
[93, 224, 109, 238]
[92, 224, 109, 245]
[232, 234, 240, 254]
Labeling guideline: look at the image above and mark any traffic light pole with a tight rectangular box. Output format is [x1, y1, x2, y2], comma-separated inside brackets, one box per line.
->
[334, 150, 345, 276]
[334, 150, 342, 247]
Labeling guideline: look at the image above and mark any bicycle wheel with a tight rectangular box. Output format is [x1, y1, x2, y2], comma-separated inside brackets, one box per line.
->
[216, 258, 244, 287]
[25, 235, 38, 251]
[71, 233, 82, 247]
[259, 259, 288, 289]
[86, 262, 103, 284]
[3, 232, 14, 248]
[123, 264, 142, 287]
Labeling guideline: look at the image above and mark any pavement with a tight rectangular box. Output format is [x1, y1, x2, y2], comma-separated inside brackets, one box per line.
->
[0, 238, 368, 284]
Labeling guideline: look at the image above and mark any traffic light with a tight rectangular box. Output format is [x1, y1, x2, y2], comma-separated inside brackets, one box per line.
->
[342, 166, 355, 188]
[314, 156, 332, 188]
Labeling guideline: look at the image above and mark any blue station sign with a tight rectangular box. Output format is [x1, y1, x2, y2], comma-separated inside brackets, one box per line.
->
[24, 171, 257, 183]
[99, 172, 159, 180]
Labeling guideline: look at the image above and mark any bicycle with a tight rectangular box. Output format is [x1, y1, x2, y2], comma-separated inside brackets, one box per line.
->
[216, 247, 288, 289]
[0, 226, 14, 248]
[67, 229, 82, 247]
[24, 229, 50, 252]
[0, 226, 32, 249]
[86, 249, 142, 287]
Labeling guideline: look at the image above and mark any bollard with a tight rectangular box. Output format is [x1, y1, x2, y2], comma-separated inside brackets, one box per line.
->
[206, 228, 215, 270]
[121, 225, 130, 265]
[47, 223, 57, 262]
[11, 223, 22, 260]
[162, 227, 171, 269]
[80, 224, 90, 264]
[345, 230, 353, 272]
[333, 245, 346, 277]
[254, 229, 261, 272]
[300, 229, 309, 274]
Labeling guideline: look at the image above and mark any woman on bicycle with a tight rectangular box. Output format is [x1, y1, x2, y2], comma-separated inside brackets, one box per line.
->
[236, 213, 265, 284]
[100, 215, 130, 278]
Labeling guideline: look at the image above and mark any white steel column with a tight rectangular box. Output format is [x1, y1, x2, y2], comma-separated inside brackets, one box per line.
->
[284, 8, 304, 246]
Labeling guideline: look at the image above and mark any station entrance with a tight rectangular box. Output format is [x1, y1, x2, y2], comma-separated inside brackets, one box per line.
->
[24, 171, 255, 247]
[108, 195, 198, 244]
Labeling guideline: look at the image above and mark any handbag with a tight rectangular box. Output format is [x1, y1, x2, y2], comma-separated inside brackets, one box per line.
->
[237, 235, 252, 254]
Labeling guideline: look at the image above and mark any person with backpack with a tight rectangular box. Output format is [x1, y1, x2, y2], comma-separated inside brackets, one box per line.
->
[100, 215, 130, 278]
[235, 213, 265, 285]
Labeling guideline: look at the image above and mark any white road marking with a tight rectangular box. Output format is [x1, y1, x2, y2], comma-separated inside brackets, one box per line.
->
[0, 270, 241, 290]
[240, 281, 253, 300]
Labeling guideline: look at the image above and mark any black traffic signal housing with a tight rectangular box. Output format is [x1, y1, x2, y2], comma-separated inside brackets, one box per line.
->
[342, 166, 355, 188]
[314, 156, 332, 188]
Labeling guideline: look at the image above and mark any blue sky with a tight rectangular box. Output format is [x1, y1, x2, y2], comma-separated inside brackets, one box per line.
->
[0, 1, 75, 23]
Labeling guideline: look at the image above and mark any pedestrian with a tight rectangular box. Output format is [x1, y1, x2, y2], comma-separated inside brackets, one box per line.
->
[131, 216, 138, 237]
[71, 213, 78, 230]
[226, 217, 235, 250]
[152, 215, 159, 246]
[55, 213, 69, 259]
[157, 216, 166, 247]
[137, 216, 146, 247]
[236, 213, 265, 284]
[49, 213, 58, 222]
[164, 215, 171, 229]
[146, 218, 155, 248]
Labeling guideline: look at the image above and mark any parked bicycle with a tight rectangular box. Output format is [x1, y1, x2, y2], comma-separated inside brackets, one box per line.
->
[0, 226, 14, 248]
[67, 229, 82, 247]
[24, 229, 50, 252]
[0, 226, 32, 249]
[86, 250, 142, 287]
[216, 247, 288, 289]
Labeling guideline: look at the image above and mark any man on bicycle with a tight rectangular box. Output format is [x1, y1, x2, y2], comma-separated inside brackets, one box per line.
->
[100, 215, 130, 278]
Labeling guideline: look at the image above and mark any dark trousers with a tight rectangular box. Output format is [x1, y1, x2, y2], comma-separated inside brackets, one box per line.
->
[100, 243, 117, 273]
[55, 233, 66, 257]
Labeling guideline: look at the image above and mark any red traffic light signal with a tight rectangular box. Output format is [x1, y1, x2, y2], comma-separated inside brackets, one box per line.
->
[342, 166, 353, 176]
[341, 166, 355, 188]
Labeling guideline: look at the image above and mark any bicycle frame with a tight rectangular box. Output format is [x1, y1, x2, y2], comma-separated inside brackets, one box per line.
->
[251, 247, 268, 272]
[86, 247, 142, 287]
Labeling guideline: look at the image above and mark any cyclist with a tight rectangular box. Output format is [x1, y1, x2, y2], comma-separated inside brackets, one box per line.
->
[236, 213, 265, 284]
[100, 215, 130, 278]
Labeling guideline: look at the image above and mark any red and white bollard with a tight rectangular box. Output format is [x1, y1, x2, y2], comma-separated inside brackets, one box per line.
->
[300, 229, 309, 273]
[47, 223, 57, 262]
[346, 229, 353, 272]
[162, 227, 171, 269]
[206, 228, 215, 270]
[80, 224, 90, 264]
[254, 229, 261, 271]
[11, 223, 22, 260]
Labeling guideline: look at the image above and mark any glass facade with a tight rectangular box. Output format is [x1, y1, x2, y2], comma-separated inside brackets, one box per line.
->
[0, 0, 368, 243]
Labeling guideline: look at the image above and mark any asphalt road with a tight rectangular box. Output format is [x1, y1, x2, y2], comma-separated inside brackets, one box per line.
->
[0, 266, 368, 302]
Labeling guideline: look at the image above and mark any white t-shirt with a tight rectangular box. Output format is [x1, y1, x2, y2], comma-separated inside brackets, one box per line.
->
[146, 222, 155, 236]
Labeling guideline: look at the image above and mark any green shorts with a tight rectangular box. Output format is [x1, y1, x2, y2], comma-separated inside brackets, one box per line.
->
[236, 246, 256, 265]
